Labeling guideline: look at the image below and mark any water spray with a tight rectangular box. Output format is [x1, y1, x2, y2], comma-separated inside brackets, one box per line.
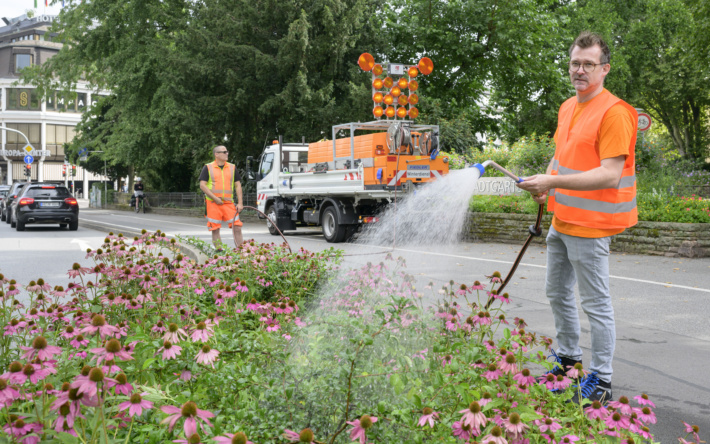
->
[469, 161, 545, 309]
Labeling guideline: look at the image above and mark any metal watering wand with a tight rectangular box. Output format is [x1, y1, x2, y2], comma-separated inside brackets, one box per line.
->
[469, 161, 546, 310]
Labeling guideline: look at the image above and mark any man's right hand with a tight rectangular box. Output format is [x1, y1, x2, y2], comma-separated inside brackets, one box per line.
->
[213, 197, 223, 205]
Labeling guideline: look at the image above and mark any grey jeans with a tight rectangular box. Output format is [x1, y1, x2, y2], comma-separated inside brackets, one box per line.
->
[545, 225, 615, 383]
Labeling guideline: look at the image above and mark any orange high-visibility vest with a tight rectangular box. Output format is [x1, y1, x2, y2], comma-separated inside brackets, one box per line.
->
[205, 162, 235, 202]
[548, 91, 638, 230]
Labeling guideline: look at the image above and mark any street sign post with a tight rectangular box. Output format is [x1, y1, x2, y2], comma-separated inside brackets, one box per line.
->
[637, 112, 652, 132]
[24, 155, 34, 164]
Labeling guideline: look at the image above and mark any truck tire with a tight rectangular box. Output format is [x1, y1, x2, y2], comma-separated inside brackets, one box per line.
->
[265, 206, 279, 236]
[322, 206, 347, 243]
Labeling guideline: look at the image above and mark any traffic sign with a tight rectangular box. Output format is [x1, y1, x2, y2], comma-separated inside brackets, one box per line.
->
[24, 144, 34, 154]
[24, 155, 34, 164]
[637, 112, 652, 131]
[79, 147, 88, 162]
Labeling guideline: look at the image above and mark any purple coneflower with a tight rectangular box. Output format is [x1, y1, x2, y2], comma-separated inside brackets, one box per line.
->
[565, 362, 585, 380]
[498, 353, 518, 374]
[283, 428, 316, 443]
[607, 396, 634, 416]
[633, 393, 655, 408]
[4, 319, 27, 336]
[513, 369, 536, 387]
[80, 315, 119, 339]
[417, 407, 439, 428]
[164, 323, 188, 343]
[213, 431, 254, 444]
[482, 363, 504, 381]
[19, 336, 62, 361]
[559, 434, 580, 442]
[70, 334, 90, 349]
[480, 425, 508, 444]
[634, 406, 656, 424]
[196, 344, 220, 368]
[189, 322, 213, 343]
[90, 338, 134, 365]
[459, 401, 488, 431]
[71, 367, 114, 398]
[584, 400, 609, 421]
[347, 414, 377, 444]
[158, 341, 182, 360]
[107, 372, 133, 395]
[118, 392, 154, 417]
[604, 411, 631, 430]
[503, 412, 529, 439]
[160, 401, 214, 437]
[452, 420, 476, 441]
[536, 417, 562, 433]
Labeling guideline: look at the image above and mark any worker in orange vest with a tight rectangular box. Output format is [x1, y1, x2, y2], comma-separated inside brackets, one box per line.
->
[199, 145, 244, 249]
[517, 31, 638, 405]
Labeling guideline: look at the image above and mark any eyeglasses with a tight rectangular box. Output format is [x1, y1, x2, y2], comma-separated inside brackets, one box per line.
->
[216, 151, 228, 154]
[569, 61, 606, 72]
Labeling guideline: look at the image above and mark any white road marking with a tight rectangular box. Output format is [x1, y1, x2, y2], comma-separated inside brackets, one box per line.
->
[70, 238, 93, 251]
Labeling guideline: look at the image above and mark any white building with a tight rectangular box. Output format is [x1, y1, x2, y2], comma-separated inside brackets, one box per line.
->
[0, 13, 108, 195]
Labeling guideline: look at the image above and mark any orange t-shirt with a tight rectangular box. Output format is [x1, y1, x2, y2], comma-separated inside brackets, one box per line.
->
[552, 91, 636, 238]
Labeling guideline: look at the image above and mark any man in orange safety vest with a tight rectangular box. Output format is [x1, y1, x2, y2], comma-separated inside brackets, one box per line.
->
[517, 31, 638, 406]
[199, 145, 244, 249]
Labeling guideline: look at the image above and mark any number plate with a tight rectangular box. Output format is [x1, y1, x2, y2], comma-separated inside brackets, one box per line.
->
[407, 165, 430, 178]
[40, 202, 60, 208]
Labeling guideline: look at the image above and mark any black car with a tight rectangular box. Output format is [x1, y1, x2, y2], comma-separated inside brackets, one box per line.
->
[0, 185, 9, 208]
[1, 182, 28, 223]
[10, 183, 79, 231]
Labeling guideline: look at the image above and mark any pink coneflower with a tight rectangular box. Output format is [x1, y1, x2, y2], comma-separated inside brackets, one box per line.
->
[452, 421, 475, 441]
[481, 425, 508, 444]
[284, 428, 316, 443]
[90, 338, 134, 365]
[4, 319, 27, 336]
[0, 378, 21, 402]
[80, 315, 119, 339]
[13, 363, 51, 385]
[71, 367, 114, 398]
[478, 392, 493, 407]
[558, 434, 580, 443]
[179, 369, 192, 381]
[513, 369, 536, 387]
[633, 393, 655, 408]
[70, 334, 90, 349]
[608, 396, 633, 416]
[565, 362, 585, 380]
[19, 336, 62, 361]
[53, 401, 83, 431]
[634, 406, 656, 424]
[173, 433, 205, 444]
[213, 431, 254, 444]
[683, 422, 701, 443]
[195, 344, 220, 368]
[584, 400, 609, 421]
[347, 414, 377, 444]
[417, 407, 439, 428]
[265, 320, 280, 332]
[160, 401, 214, 437]
[553, 374, 573, 391]
[3, 417, 42, 441]
[158, 341, 182, 360]
[503, 412, 529, 439]
[60, 325, 77, 340]
[604, 411, 631, 430]
[107, 372, 133, 395]
[118, 392, 154, 417]
[536, 417, 562, 434]
[482, 363, 504, 381]
[459, 401, 488, 431]
[498, 353, 518, 374]
[189, 321, 214, 343]
[164, 323, 188, 343]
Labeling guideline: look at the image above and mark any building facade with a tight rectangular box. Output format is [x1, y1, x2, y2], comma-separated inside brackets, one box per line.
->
[0, 13, 108, 195]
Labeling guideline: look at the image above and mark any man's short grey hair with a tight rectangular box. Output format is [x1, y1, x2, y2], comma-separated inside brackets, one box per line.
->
[213, 145, 226, 155]
[569, 31, 611, 65]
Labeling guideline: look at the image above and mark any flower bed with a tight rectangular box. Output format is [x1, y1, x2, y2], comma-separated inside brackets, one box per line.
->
[0, 232, 703, 444]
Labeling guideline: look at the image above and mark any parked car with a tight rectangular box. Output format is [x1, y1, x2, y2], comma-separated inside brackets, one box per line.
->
[0, 185, 9, 208]
[1, 182, 28, 223]
[9, 183, 79, 231]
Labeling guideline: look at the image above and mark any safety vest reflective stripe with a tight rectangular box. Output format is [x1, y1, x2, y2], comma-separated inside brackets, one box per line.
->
[554, 194, 637, 214]
[206, 214, 240, 224]
[557, 166, 636, 189]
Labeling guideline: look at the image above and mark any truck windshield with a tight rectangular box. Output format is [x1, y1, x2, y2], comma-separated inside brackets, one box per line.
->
[260, 152, 274, 177]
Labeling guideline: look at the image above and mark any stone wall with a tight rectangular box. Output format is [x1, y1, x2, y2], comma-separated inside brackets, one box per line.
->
[465, 212, 710, 258]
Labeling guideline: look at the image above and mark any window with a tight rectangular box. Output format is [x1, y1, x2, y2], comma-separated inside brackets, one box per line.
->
[27, 187, 71, 198]
[6, 88, 41, 111]
[46, 91, 88, 113]
[15, 54, 32, 72]
[260, 152, 274, 177]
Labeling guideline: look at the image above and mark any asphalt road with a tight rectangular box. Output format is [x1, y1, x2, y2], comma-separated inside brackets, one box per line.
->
[1, 207, 708, 443]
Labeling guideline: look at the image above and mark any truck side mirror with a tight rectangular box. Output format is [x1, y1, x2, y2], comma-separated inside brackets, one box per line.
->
[246, 156, 255, 181]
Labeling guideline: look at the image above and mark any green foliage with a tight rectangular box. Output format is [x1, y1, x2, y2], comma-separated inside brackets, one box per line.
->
[441, 151, 466, 170]
[468, 143, 513, 177]
[507, 134, 557, 177]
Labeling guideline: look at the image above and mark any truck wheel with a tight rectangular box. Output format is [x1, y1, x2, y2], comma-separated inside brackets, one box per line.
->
[322, 206, 347, 243]
[265, 206, 279, 236]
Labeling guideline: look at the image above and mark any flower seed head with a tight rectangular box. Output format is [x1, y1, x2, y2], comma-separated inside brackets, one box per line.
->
[488, 363, 497, 372]
[163, 341, 173, 349]
[574, 362, 583, 370]
[0, 379, 6, 390]
[81, 365, 92, 376]
[76, 334, 85, 342]
[32, 336, 48, 350]
[196, 322, 206, 330]
[116, 373, 128, 385]
[14, 418, 25, 428]
[492, 271, 502, 278]
[59, 402, 71, 416]
[469, 401, 481, 413]
[106, 339, 121, 353]
[61, 382, 71, 391]
[422, 407, 433, 415]
[91, 315, 106, 327]
[505, 354, 516, 364]
[359, 414, 373, 429]
[130, 393, 143, 403]
[89, 367, 105, 382]
[201, 344, 211, 354]
[21, 364, 34, 376]
[232, 432, 247, 444]
[509, 412, 521, 425]
[168, 323, 179, 333]
[44, 383, 53, 391]
[619, 396, 629, 405]
[491, 425, 503, 437]
[299, 428, 314, 443]
[68, 388, 83, 401]
[188, 433, 201, 444]
[181, 401, 197, 417]
[72, 263, 81, 270]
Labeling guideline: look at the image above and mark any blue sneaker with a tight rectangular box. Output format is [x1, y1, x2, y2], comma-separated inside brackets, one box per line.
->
[570, 372, 613, 405]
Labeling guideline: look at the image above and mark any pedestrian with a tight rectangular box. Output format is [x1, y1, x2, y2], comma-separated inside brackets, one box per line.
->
[199, 145, 244, 249]
[516, 31, 638, 405]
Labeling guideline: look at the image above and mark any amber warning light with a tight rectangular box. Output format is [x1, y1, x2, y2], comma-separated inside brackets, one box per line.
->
[359, 52, 433, 120]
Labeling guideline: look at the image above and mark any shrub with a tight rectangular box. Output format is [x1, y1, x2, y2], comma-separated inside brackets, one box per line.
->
[441, 151, 466, 170]
[507, 134, 556, 177]
[468, 143, 513, 177]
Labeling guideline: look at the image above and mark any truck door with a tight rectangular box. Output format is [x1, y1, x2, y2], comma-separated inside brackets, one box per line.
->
[256, 150, 276, 214]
